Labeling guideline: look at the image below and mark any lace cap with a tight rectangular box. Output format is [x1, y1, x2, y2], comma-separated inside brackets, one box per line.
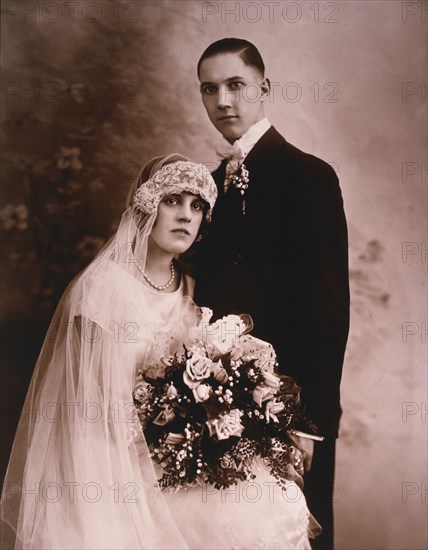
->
[133, 160, 217, 222]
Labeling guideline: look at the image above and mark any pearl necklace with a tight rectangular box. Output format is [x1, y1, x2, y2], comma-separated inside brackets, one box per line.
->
[135, 259, 175, 291]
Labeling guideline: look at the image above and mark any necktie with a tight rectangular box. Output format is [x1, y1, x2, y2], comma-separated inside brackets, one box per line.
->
[215, 139, 246, 191]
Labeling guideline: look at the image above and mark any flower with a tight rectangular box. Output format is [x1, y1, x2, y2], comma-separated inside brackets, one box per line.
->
[265, 400, 286, 423]
[56, 146, 83, 171]
[166, 384, 178, 399]
[0, 203, 29, 231]
[153, 404, 175, 426]
[230, 344, 244, 361]
[134, 381, 153, 405]
[165, 432, 185, 445]
[230, 163, 249, 195]
[206, 409, 244, 441]
[210, 360, 228, 383]
[261, 371, 281, 391]
[229, 163, 250, 215]
[204, 314, 247, 355]
[132, 314, 313, 492]
[192, 383, 211, 403]
[252, 385, 276, 407]
[183, 355, 212, 389]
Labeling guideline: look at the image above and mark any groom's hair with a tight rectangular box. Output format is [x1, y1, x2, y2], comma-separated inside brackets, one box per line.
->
[197, 38, 265, 77]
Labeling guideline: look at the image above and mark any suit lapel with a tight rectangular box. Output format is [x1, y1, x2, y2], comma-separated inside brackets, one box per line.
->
[210, 127, 286, 216]
[243, 126, 285, 176]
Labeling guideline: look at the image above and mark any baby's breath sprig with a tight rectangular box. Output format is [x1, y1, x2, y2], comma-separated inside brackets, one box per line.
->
[230, 163, 250, 215]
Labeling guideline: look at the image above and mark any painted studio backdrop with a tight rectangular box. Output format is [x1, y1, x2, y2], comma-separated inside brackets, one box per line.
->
[1, 1, 427, 549]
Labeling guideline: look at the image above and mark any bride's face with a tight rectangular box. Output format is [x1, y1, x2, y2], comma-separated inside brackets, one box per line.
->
[149, 192, 205, 255]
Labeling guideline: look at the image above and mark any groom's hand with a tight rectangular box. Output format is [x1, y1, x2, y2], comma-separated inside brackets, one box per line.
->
[289, 435, 315, 474]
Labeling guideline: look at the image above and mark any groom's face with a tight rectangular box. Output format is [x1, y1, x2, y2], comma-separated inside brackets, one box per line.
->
[199, 53, 269, 142]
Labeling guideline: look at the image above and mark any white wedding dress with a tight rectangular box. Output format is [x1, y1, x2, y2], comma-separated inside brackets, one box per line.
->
[1, 256, 317, 549]
[126, 270, 318, 550]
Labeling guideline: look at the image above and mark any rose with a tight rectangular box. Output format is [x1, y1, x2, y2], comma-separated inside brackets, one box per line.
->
[203, 315, 247, 355]
[261, 371, 281, 391]
[210, 360, 228, 384]
[153, 404, 175, 426]
[252, 385, 276, 407]
[230, 344, 244, 361]
[265, 400, 285, 423]
[134, 381, 153, 405]
[259, 358, 276, 374]
[192, 383, 211, 403]
[165, 432, 185, 445]
[183, 355, 212, 389]
[206, 409, 244, 441]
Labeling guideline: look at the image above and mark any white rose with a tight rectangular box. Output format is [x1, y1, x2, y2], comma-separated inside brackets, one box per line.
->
[210, 360, 229, 383]
[253, 385, 276, 407]
[261, 371, 281, 391]
[203, 315, 247, 355]
[183, 355, 212, 389]
[192, 383, 211, 403]
[229, 344, 244, 361]
[206, 409, 244, 440]
[265, 400, 285, 423]
[133, 381, 153, 405]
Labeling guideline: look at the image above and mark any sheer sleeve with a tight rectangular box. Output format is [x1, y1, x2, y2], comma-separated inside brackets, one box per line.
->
[0, 263, 190, 549]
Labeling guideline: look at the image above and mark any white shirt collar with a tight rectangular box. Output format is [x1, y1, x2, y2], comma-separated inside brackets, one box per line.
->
[237, 117, 271, 157]
[215, 118, 271, 162]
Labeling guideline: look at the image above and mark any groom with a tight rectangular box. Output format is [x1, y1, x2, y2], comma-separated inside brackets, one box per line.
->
[194, 38, 350, 549]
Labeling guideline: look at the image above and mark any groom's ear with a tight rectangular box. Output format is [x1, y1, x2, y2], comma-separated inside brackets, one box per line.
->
[260, 78, 270, 102]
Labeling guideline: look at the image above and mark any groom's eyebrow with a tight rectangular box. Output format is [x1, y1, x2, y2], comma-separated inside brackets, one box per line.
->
[200, 76, 246, 88]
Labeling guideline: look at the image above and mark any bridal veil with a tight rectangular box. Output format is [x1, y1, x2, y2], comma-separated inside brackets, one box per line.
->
[0, 155, 217, 549]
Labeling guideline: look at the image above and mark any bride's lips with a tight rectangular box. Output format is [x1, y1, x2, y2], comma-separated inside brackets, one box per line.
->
[171, 228, 190, 236]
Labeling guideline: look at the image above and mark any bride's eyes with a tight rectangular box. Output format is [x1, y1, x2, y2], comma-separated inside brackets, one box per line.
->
[163, 196, 179, 206]
[162, 196, 204, 212]
[191, 200, 204, 211]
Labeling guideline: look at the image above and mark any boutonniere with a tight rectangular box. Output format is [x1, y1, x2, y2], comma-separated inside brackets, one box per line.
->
[230, 163, 250, 215]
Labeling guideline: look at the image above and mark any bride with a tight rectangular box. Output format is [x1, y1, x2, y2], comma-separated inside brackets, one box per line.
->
[0, 154, 318, 549]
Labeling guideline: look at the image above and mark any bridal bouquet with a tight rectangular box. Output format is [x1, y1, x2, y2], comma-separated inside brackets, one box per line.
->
[133, 312, 315, 492]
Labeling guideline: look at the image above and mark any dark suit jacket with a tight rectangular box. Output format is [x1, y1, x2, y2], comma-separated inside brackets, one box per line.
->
[194, 126, 350, 438]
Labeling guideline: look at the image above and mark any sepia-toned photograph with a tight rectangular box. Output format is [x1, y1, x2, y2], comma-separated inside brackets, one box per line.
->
[1, 1, 426, 549]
